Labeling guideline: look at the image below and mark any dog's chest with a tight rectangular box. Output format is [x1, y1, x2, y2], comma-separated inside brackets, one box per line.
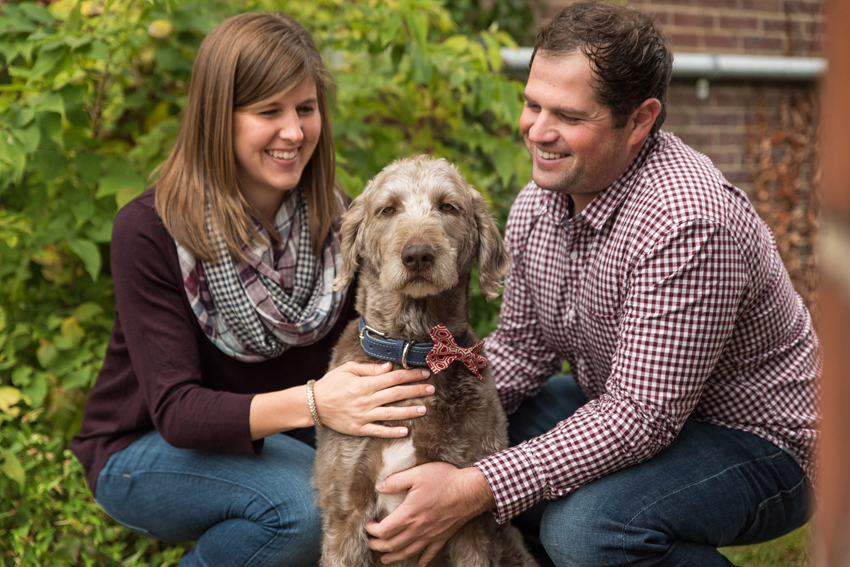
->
[375, 437, 417, 517]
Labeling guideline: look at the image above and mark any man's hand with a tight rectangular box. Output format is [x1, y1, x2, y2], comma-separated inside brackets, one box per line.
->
[365, 462, 496, 566]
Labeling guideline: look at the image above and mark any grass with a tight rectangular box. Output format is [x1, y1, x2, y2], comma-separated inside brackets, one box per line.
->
[719, 524, 811, 566]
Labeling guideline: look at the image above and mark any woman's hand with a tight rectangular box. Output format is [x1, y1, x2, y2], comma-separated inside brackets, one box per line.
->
[313, 361, 434, 437]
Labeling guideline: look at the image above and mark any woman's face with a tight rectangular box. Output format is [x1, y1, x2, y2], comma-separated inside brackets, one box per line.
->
[232, 77, 321, 222]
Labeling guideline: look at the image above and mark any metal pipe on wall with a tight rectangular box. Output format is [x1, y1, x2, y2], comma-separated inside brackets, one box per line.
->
[500, 47, 827, 82]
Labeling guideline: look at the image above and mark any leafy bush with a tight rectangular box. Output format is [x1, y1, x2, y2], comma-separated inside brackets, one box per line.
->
[443, 0, 543, 46]
[1, 0, 529, 563]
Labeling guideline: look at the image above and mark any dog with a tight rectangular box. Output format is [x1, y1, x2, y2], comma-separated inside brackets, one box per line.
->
[313, 156, 537, 567]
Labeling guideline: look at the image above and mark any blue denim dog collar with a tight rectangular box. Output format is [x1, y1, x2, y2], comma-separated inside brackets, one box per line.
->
[357, 316, 469, 370]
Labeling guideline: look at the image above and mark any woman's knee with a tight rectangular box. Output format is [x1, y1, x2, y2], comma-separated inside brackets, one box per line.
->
[235, 486, 321, 566]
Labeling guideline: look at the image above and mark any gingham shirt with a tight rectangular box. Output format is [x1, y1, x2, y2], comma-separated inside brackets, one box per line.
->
[475, 131, 821, 523]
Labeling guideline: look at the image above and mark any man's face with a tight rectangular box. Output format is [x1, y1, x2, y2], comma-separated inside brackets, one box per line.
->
[519, 51, 634, 204]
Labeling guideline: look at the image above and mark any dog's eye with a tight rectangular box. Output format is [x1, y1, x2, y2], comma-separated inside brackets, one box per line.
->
[380, 207, 395, 216]
[439, 203, 456, 212]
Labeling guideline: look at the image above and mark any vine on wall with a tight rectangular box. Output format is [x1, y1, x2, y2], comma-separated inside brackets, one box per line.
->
[747, 90, 820, 325]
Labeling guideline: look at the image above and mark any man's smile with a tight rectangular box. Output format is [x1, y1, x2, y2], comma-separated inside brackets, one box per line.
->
[536, 147, 569, 160]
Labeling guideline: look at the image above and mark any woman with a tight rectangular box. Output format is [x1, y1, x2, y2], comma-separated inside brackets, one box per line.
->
[71, 13, 431, 566]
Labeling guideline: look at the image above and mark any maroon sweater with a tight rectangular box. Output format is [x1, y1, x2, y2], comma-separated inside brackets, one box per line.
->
[71, 189, 356, 493]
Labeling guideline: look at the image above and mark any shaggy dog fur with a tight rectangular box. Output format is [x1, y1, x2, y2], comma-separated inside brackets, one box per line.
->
[313, 156, 537, 567]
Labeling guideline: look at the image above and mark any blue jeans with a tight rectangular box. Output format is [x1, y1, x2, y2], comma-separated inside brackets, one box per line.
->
[95, 429, 321, 567]
[508, 376, 812, 567]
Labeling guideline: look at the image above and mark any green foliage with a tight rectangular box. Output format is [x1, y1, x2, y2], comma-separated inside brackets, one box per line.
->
[0, 410, 193, 565]
[1, 0, 529, 562]
[719, 525, 812, 567]
[442, 0, 543, 46]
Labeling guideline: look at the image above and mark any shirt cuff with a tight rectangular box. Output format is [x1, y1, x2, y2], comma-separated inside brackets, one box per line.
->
[473, 443, 545, 524]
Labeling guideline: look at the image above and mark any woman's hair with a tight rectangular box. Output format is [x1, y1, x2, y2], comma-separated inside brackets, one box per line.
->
[531, 1, 673, 136]
[155, 12, 341, 262]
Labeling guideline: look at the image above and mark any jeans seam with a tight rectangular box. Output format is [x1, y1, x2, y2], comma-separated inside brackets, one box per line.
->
[99, 470, 285, 544]
[732, 473, 807, 545]
[619, 449, 788, 565]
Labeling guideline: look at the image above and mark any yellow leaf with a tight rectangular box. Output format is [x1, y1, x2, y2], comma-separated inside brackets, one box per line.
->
[148, 19, 174, 40]
[0, 386, 22, 416]
[60, 317, 85, 348]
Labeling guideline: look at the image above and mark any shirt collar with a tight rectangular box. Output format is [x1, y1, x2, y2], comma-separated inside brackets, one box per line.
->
[540, 132, 661, 231]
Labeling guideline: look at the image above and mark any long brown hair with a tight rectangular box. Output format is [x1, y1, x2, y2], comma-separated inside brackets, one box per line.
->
[155, 12, 342, 262]
[532, 1, 672, 135]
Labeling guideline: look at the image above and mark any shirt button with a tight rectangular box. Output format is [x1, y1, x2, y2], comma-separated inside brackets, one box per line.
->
[577, 358, 585, 367]
[570, 251, 578, 261]
[567, 309, 576, 320]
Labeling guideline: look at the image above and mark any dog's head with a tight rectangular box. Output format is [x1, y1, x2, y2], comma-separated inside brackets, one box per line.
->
[333, 156, 510, 301]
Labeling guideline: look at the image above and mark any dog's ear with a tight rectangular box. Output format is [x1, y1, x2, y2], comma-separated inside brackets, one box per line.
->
[473, 191, 511, 301]
[333, 197, 365, 291]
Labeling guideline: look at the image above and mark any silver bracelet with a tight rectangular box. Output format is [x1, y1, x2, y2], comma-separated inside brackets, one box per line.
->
[306, 379, 322, 428]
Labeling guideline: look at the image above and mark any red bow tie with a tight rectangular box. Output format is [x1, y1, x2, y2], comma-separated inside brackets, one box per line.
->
[425, 323, 488, 380]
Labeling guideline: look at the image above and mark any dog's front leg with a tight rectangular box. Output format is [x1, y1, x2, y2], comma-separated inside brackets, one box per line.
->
[319, 502, 377, 567]
[444, 515, 493, 567]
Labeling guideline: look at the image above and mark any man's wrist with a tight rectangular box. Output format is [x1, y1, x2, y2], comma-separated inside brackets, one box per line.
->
[464, 465, 497, 516]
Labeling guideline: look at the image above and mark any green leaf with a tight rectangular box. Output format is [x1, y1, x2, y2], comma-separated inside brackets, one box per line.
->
[409, 43, 432, 85]
[80, 40, 109, 62]
[8, 105, 36, 128]
[38, 111, 63, 147]
[73, 302, 103, 324]
[116, 187, 142, 209]
[71, 198, 95, 227]
[1, 15, 38, 35]
[0, 448, 25, 492]
[154, 43, 193, 71]
[13, 122, 41, 153]
[22, 372, 48, 408]
[493, 142, 519, 188]
[75, 153, 102, 186]
[20, 3, 54, 26]
[65, 0, 83, 32]
[63, 35, 91, 50]
[67, 238, 101, 281]
[0, 135, 27, 181]
[64, 366, 94, 390]
[33, 90, 65, 118]
[406, 12, 428, 46]
[0, 306, 5, 333]
[97, 167, 145, 199]
[30, 149, 68, 181]
[11, 366, 33, 387]
[473, 75, 497, 115]
[380, 14, 402, 47]
[28, 48, 66, 82]
[84, 218, 113, 243]
[60, 317, 85, 348]
[36, 341, 59, 369]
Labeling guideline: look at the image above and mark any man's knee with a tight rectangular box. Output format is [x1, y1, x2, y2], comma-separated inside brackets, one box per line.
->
[539, 489, 634, 567]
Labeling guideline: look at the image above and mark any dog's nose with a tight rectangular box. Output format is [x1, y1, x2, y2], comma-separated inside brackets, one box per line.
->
[402, 244, 436, 272]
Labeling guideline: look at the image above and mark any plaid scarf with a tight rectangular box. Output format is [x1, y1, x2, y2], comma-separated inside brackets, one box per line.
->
[176, 188, 346, 362]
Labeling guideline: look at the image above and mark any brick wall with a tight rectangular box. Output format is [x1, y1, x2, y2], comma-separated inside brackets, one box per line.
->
[543, 0, 823, 57]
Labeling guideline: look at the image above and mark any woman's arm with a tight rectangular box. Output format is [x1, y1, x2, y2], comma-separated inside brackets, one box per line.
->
[249, 361, 434, 440]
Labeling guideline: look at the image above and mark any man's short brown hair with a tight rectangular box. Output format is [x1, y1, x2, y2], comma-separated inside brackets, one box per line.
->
[532, 1, 673, 135]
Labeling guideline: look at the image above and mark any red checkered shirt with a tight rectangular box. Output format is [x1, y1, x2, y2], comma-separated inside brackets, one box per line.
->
[475, 131, 821, 523]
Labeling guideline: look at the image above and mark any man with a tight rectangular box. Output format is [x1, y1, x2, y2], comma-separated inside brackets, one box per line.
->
[366, 2, 820, 566]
